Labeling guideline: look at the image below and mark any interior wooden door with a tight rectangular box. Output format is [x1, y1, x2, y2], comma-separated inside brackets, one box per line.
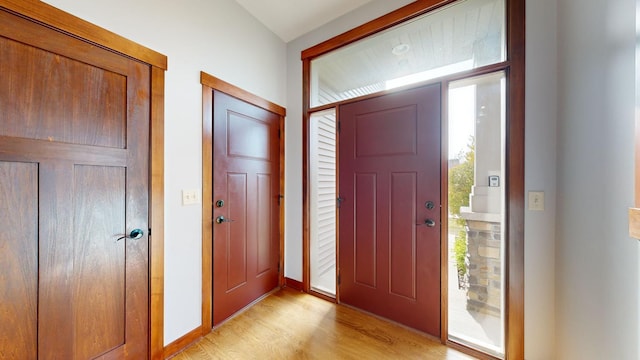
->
[0, 8, 150, 359]
[338, 83, 442, 336]
[212, 90, 280, 325]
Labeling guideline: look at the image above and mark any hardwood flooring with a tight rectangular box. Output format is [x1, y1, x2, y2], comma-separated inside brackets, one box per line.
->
[172, 288, 475, 359]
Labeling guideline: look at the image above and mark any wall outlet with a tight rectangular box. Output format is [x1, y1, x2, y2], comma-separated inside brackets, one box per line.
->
[182, 189, 200, 205]
[528, 191, 544, 211]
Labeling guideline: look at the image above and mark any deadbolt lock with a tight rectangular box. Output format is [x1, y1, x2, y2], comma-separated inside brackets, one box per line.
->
[215, 199, 224, 208]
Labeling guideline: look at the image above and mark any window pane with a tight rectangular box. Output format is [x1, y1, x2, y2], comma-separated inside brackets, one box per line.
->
[447, 71, 505, 357]
[310, 0, 506, 107]
[310, 109, 337, 296]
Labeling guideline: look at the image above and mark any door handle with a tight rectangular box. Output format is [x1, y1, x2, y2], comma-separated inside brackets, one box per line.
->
[415, 219, 436, 227]
[117, 228, 144, 241]
[215, 215, 235, 224]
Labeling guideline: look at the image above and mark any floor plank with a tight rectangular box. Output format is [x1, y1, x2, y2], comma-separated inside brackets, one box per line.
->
[172, 288, 475, 359]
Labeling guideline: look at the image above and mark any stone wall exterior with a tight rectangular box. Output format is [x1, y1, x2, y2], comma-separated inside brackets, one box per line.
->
[464, 219, 502, 316]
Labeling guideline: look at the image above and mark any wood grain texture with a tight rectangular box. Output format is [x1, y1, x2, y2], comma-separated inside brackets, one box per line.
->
[1, 8, 152, 358]
[0, 0, 166, 69]
[201, 85, 214, 335]
[38, 162, 75, 358]
[629, 208, 640, 240]
[440, 84, 450, 344]
[200, 72, 285, 116]
[0, 161, 38, 359]
[72, 165, 126, 359]
[1, 4, 166, 359]
[123, 60, 151, 360]
[164, 326, 203, 359]
[0, 35, 127, 148]
[150, 65, 166, 360]
[284, 277, 304, 291]
[172, 288, 474, 360]
[279, 114, 286, 287]
[302, 59, 311, 293]
[505, 0, 526, 358]
[0, 135, 127, 166]
[0, 9, 131, 76]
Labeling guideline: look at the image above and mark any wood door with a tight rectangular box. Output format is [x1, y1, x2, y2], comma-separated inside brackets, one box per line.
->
[212, 90, 280, 325]
[0, 8, 150, 359]
[338, 84, 442, 336]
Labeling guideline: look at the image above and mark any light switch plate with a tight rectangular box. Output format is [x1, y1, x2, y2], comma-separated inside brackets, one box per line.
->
[182, 189, 200, 205]
[528, 191, 544, 211]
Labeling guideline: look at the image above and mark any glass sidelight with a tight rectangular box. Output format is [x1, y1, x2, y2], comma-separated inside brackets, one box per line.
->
[447, 71, 506, 357]
[309, 109, 337, 296]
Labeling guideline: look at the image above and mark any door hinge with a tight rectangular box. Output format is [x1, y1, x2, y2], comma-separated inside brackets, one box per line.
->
[336, 196, 344, 208]
[278, 129, 281, 139]
[337, 121, 341, 133]
[277, 263, 281, 273]
[148, 228, 151, 236]
[278, 194, 284, 206]
[337, 272, 341, 285]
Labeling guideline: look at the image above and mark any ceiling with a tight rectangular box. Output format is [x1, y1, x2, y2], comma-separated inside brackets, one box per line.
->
[233, 0, 374, 42]
[311, 0, 505, 105]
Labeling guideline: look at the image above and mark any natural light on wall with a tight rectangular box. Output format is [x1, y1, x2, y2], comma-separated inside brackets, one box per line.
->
[310, 0, 505, 107]
[386, 59, 474, 90]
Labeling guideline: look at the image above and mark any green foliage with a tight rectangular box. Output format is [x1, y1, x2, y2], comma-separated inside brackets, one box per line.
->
[448, 139, 475, 223]
[448, 138, 474, 285]
[453, 229, 467, 278]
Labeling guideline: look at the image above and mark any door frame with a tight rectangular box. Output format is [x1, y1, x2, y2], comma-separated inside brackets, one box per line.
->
[201, 72, 286, 333]
[301, 0, 524, 358]
[0, 1, 167, 359]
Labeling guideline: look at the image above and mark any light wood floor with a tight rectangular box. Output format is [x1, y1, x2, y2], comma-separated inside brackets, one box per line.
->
[172, 288, 475, 359]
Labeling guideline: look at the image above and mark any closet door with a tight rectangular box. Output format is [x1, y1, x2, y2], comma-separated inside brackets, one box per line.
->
[0, 7, 150, 359]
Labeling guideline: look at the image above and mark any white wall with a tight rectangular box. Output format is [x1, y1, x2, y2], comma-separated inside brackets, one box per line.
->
[525, 0, 558, 358]
[556, 0, 640, 358]
[43, 0, 287, 345]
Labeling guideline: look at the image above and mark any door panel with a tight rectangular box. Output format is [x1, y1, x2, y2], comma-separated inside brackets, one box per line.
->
[354, 106, 418, 157]
[390, 172, 417, 300]
[354, 173, 377, 288]
[213, 90, 280, 325]
[257, 174, 273, 274]
[37, 162, 74, 357]
[72, 166, 126, 359]
[227, 173, 248, 291]
[0, 35, 127, 149]
[0, 8, 150, 358]
[339, 84, 441, 336]
[0, 161, 38, 359]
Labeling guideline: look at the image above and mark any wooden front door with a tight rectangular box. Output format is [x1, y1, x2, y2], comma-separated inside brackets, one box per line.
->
[338, 84, 442, 336]
[0, 8, 151, 359]
[212, 90, 280, 325]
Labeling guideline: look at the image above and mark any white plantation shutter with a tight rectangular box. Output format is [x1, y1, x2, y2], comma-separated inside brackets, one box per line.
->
[310, 110, 337, 294]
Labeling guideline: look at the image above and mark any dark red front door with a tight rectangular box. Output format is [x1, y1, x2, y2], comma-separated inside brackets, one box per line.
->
[212, 90, 280, 325]
[338, 83, 441, 336]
